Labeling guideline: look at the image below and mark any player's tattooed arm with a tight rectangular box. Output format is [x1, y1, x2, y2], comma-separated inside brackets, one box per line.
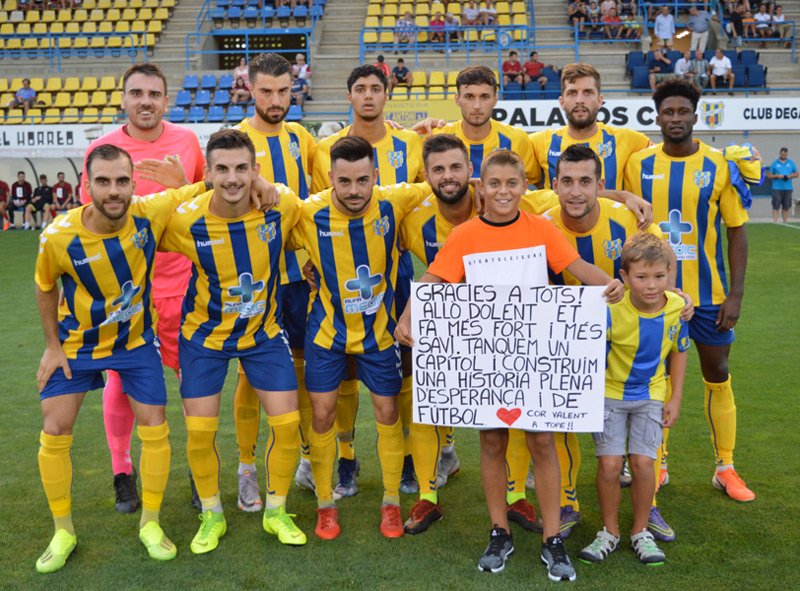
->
[599, 190, 654, 230]
[717, 224, 747, 331]
[134, 155, 189, 189]
[36, 285, 72, 392]
[395, 272, 445, 347]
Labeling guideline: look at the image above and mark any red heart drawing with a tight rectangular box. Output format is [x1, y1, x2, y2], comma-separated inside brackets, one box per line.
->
[496, 408, 522, 426]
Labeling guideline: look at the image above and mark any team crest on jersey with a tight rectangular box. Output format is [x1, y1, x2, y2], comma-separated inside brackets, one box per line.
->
[603, 238, 623, 260]
[372, 215, 391, 237]
[596, 140, 614, 159]
[257, 222, 277, 243]
[288, 140, 301, 160]
[130, 228, 149, 249]
[692, 170, 711, 189]
[699, 101, 724, 129]
[387, 150, 405, 169]
[668, 324, 679, 341]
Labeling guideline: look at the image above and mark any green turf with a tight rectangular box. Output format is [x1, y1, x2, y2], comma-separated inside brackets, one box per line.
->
[1, 223, 798, 590]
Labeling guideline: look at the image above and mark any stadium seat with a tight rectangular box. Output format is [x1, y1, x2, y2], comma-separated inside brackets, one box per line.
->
[201, 74, 217, 90]
[524, 87, 542, 100]
[665, 50, 681, 64]
[188, 105, 205, 123]
[90, 91, 108, 107]
[43, 108, 60, 124]
[390, 87, 408, 100]
[82, 107, 100, 123]
[109, 92, 122, 107]
[100, 107, 118, 123]
[428, 86, 444, 99]
[53, 92, 71, 108]
[0, 80, 8, 93]
[122, 8, 137, 20]
[503, 82, 523, 100]
[169, 105, 186, 122]
[213, 89, 230, 105]
[63, 77, 80, 92]
[543, 82, 560, 100]
[286, 104, 302, 121]
[183, 75, 199, 91]
[99, 76, 116, 91]
[632, 66, 649, 89]
[37, 92, 52, 106]
[61, 107, 79, 123]
[29, 77, 44, 92]
[73, 92, 90, 108]
[411, 71, 427, 87]
[541, 67, 559, 84]
[208, 105, 225, 122]
[246, 104, 255, 118]
[219, 74, 234, 89]
[627, 51, 644, 75]
[747, 64, 766, 87]
[81, 77, 99, 92]
[294, 6, 308, 26]
[175, 90, 192, 107]
[731, 65, 746, 88]
[277, 6, 291, 26]
[194, 90, 211, 105]
[227, 104, 244, 121]
[5, 109, 23, 124]
[739, 50, 758, 67]
[447, 71, 458, 86]
[429, 71, 445, 87]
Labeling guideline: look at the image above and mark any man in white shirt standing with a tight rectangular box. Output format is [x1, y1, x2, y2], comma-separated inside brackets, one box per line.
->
[653, 5, 675, 48]
[708, 48, 735, 95]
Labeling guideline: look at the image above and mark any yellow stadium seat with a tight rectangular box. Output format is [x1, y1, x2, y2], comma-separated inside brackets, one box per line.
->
[99, 76, 116, 91]
[2, 0, 14, 10]
[61, 107, 79, 123]
[416, 4, 430, 16]
[496, 2, 510, 15]
[42, 10, 56, 23]
[65, 22, 80, 34]
[138, 8, 153, 21]
[429, 71, 445, 86]
[32, 22, 48, 35]
[390, 87, 408, 100]
[50, 23, 64, 34]
[365, 16, 379, 28]
[382, 16, 396, 27]
[379, 30, 393, 43]
[113, 0, 128, 8]
[72, 37, 90, 50]
[57, 9, 71, 22]
[511, 1, 525, 14]
[81, 77, 99, 92]
[415, 16, 428, 41]
[147, 20, 162, 34]
[9, 78, 23, 92]
[109, 92, 122, 107]
[17, 23, 31, 35]
[129, 0, 143, 7]
[29, 78, 44, 92]
[53, 92, 71, 108]
[161, 0, 175, 8]
[144, 0, 158, 7]
[384, 4, 398, 17]
[100, 107, 118, 123]
[89, 9, 105, 22]
[410, 71, 426, 87]
[27, 108, 43, 124]
[83, 22, 98, 34]
[25, 10, 40, 23]
[398, 3, 412, 15]
[72, 92, 89, 107]
[117, 75, 124, 89]
[90, 36, 106, 49]
[154, 7, 168, 21]
[5, 109, 24, 125]
[83, 0, 98, 8]
[115, 21, 131, 33]
[0, 14, 6, 25]
[63, 77, 80, 92]
[447, 71, 459, 86]
[367, 5, 380, 17]
[107, 9, 121, 21]
[0, 79, 8, 92]
[0, 93, 13, 109]
[121, 8, 137, 20]
[512, 14, 527, 26]
[37, 92, 52, 107]
[428, 86, 444, 99]
[73, 9, 89, 21]
[107, 36, 124, 49]
[0, 23, 12, 35]
[23, 38, 38, 51]
[45, 78, 63, 93]
[98, 22, 113, 34]
[141, 33, 155, 47]
[90, 91, 107, 106]
[98, 1, 112, 10]
[39, 37, 55, 50]
[56, 36, 72, 50]
[131, 20, 145, 33]
[448, 85, 458, 98]
[43, 108, 61, 124]
[450, 4, 461, 16]
[363, 30, 378, 43]
[82, 107, 100, 124]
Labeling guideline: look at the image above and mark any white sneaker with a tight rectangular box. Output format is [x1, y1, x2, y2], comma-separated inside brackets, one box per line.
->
[294, 458, 315, 491]
[237, 469, 263, 512]
[436, 449, 461, 488]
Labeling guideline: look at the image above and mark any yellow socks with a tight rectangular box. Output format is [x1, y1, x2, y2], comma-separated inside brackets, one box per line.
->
[186, 415, 221, 509]
[335, 379, 359, 460]
[410, 422, 442, 497]
[376, 417, 404, 502]
[233, 369, 261, 464]
[399, 376, 413, 456]
[309, 426, 337, 505]
[38, 431, 74, 534]
[556, 432, 581, 510]
[137, 422, 171, 527]
[295, 356, 312, 461]
[265, 411, 300, 499]
[505, 429, 530, 504]
[704, 375, 736, 466]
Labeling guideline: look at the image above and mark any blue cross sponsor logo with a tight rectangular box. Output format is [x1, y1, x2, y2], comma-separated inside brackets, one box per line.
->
[130, 227, 149, 249]
[596, 140, 614, 159]
[372, 215, 391, 237]
[692, 170, 711, 189]
[224, 272, 266, 318]
[288, 141, 301, 160]
[387, 150, 405, 169]
[257, 222, 277, 243]
[659, 209, 697, 260]
[343, 265, 385, 315]
[102, 280, 143, 325]
[603, 238, 623, 260]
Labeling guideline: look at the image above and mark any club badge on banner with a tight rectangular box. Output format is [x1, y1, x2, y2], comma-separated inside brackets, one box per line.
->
[410, 282, 607, 432]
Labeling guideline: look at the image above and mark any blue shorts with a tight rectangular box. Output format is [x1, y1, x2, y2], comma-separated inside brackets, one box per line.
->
[179, 332, 297, 398]
[304, 338, 402, 396]
[395, 250, 414, 354]
[277, 280, 310, 350]
[40, 341, 167, 405]
[688, 304, 735, 346]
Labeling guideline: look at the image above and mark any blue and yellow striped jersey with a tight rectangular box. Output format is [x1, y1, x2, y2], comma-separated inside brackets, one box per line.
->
[34, 182, 208, 360]
[530, 123, 652, 190]
[311, 123, 425, 194]
[540, 198, 663, 285]
[434, 119, 540, 183]
[291, 183, 429, 353]
[159, 185, 303, 352]
[606, 290, 690, 401]
[233, 118, 315, 285]
[623, 141, 749, 307]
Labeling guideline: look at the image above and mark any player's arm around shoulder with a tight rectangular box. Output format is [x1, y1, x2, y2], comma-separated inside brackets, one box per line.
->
[383, 181, 432, 217]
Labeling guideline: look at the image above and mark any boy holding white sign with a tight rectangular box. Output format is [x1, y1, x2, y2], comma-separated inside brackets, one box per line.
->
[578, 233, 688, 567]
[396, 150, 623, 582]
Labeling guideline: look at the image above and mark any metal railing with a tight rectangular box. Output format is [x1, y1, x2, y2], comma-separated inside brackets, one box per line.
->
[0, 32, 146, 72]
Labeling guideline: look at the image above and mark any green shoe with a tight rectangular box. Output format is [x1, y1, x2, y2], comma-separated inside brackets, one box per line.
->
[139, 521, 177, 561]
[262, 505, 307, 546]
[190, 510, 227, 554]
[36, 529, 77, 573]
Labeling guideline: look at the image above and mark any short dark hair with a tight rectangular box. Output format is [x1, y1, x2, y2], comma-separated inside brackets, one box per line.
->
[377, 55, 385, 62]
[205, 129, 256, 166]
[122, 63, 168, 94]
[17, 171, 24, 176]
[249, 52, 293, 82]
[455, 65, 497, 92]
[347, 65, 387, 93]
[556, 144, 602, 180]
[509, 51, 518, 57]
[652, 77, 700, 112]
[780, 147, 788, 151]
[40, 174, 47, 180]
[57, 171, 65, 176]
[397, 58, 405, 64]
[529, 51, 537, 57]
[422, 134, 469, 167]
[330, 136, 374, 166]
[86, 144, 134, 178]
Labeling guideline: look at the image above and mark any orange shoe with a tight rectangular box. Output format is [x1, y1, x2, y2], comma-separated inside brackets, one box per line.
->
[380, 504, 404, 538]
[315, 506, 340, 540]
[712, 468, 755, 502]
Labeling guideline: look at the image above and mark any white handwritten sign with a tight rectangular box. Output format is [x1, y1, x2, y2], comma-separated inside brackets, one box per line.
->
[411, 283, 606, 432]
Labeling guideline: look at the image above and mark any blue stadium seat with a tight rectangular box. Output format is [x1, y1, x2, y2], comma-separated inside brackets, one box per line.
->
[194, 90, 211, 105]
[219, 74, 234, 88]
[188, 106, 205, 123]
[524, 88, 542, 100]
[175, 90, 192, 107]
[732, 65, 746, 87]
[216, 0, 231, 7]
[208, 106, 225, 122]
[665, 50, 681, 64]
[503, 82, 523, 100]
[228, 7, 243, 19]
[295, 6, 308, 17]
[169, 106, 185, 122]
[724, 49, 738, 64]
[246, 104, 255, 118]
[311, 5, 323, 17]
[747, 64, 765, 87]
[243, 6, 259, 21]
[227, 104, 245, 121]
[211, 6, 226, 24]
[286, 104, 302, 121]
[231, 0, 246, 7]
[627, 51, 644, 75]
[541, 67, 559, 84]
[739, 50, 757, 66]
[632, 66, 650, 89]
[703, 50, 715, 62]
[261, 6, 275, 19]
[276, 6, 291, 17]
[213, 89, 230, 105]
[201, 75, 217, 90]
[183, 75, 199, 90]
[542, 82, 560, 100]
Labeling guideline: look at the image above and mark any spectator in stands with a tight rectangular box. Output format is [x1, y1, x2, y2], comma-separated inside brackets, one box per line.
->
[231, 76, 252, 104]
[568, 1, 588, 34]
[743, 9, 757, 38]
[502, 51, 524, 86]
[686, 6, 718, 52]
[709, 47, 735, 95]
[654, 5, 676, 48]
[761, 0, 775, 17]
[617, 0, 636, 16]
[523, 51, 555, 89]
[622, 12, 642, 40]
[234, 56, 250, 88]
[600, 0, 616, 18]
[588, 2, 601, 31]
[10, 79, 37, 117]
[27, 174, 53, 230]
[463, 0, 481, 26]
[602, 7, 623, 39]
[480, 0, 498, 25]
[773, 5, 792, 48]
[444, 12, 461, 42]
[394, 11, 416, 51]
[0, 176, 8, 231]
[293, 53, 312, 99]
[754, 4, 773, 46]
[392, 58, 412, 88]
[430, 11, 446, 45]
[9, 171, 32, 229]
[689, 49, 710, 88]
[291, 70, 309, 107]
[374, 55, 393, 91]
[729, 3, 746, 52]
[647, 49, 673, 89]
[52, 171, 74, 216]
[674, 50, 693, 81]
